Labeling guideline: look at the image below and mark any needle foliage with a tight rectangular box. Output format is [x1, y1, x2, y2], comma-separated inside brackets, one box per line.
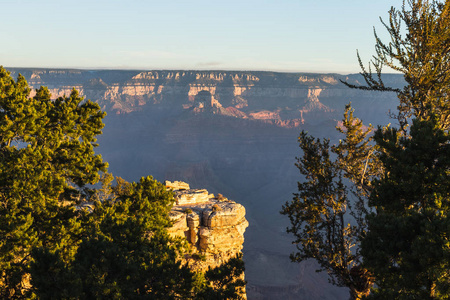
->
[283, 1, 450, 299]
[0, 67, 245, 299]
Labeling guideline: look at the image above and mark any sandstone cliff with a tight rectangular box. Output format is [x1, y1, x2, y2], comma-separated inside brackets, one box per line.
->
[165, 181, 248, 272]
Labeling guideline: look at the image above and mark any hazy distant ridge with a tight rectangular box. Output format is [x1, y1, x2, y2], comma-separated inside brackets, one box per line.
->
[9, 68, 402, 128]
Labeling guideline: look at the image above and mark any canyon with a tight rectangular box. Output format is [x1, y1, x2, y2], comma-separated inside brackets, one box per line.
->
[9, 68, 401, 299]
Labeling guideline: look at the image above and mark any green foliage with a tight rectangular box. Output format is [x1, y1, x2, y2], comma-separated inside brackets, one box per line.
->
[0, 66, 246, 299]
[0, 66, 107, 298]
[361, 117, 450, 299]
[31, 226, 196, 299]
[334, 104, 380, 194]
[197, 253, 246, 300]
[344, 0, 450, 130]
[284, 1, 450, 299]
[345, 0, 450, 298]
[281, 106, 376, 299]
[88, 176, 176, 234]
[282, 130, 351, 274]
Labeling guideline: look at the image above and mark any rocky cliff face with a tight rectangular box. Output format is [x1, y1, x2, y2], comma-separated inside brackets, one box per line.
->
[166, 181, 248, 273]
[10, 69, 403, 129]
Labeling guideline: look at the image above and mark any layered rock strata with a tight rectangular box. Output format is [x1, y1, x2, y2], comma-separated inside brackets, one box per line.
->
[10, 69, 402, 129]
[166, 181, 248, 272]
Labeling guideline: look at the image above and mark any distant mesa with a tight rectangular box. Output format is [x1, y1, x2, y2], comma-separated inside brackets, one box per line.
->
[13, 69, 355, 128]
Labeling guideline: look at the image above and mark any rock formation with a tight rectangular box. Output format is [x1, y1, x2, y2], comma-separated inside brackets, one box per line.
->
[10, 69, 403, 129]
[165, 181, 248, 272]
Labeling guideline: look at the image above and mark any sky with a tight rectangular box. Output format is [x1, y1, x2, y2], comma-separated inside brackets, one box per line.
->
[1, 0, 403, 74]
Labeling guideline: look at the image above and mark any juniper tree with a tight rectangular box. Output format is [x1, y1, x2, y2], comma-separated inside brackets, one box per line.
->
[30, 176, 197, 299]
[361, 116, 450, 299]
[281, 105, 378, 300]
[346, 0, 450, 298]
[0, 67, 107, 298]
[344, 0, 450, 130]
[283, 1, 450, 298]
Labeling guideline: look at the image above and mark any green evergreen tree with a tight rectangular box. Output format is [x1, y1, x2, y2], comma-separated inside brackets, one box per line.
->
[0, 67, 246, 299]
[344, 0, 450, 131]
[197, 253, 246, 300]
[361, 117, 450, 299]
[284, 1, 450, 298]
[281, 105, 377, 300]
[29, 176, 195, 299]
[348, 0, 450, 298]
[0, 67, 107, 298]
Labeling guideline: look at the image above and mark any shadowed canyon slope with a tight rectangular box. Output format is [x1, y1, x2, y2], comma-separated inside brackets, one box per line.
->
[11, 68, 401, 299]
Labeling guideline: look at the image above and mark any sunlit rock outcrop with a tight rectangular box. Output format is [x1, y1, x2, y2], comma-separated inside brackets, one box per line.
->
[166, 181, 248, 271]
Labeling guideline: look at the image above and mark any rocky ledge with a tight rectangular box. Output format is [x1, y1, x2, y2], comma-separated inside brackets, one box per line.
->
[166, 181, 248, 272]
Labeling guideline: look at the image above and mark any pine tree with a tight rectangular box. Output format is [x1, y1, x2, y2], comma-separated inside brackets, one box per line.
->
[0, 67, 107, 298]
[197, 253, 246, 300]
[284, 1, 450, 298]
[346, 0, 450, 298]
[344, 0, 450, 130]
[361, 116, 450, 299]
[281, 105, 377, 300]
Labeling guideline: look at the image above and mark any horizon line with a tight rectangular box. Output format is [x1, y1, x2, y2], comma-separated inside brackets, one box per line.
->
[3, 65, 402, 76]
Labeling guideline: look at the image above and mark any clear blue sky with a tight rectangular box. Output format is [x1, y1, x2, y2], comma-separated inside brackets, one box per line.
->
[1, 0, 402, 74]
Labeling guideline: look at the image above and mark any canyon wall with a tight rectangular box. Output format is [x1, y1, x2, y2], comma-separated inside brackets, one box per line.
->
[11, 69, 402, 127]
[8, 68, 401, 300]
